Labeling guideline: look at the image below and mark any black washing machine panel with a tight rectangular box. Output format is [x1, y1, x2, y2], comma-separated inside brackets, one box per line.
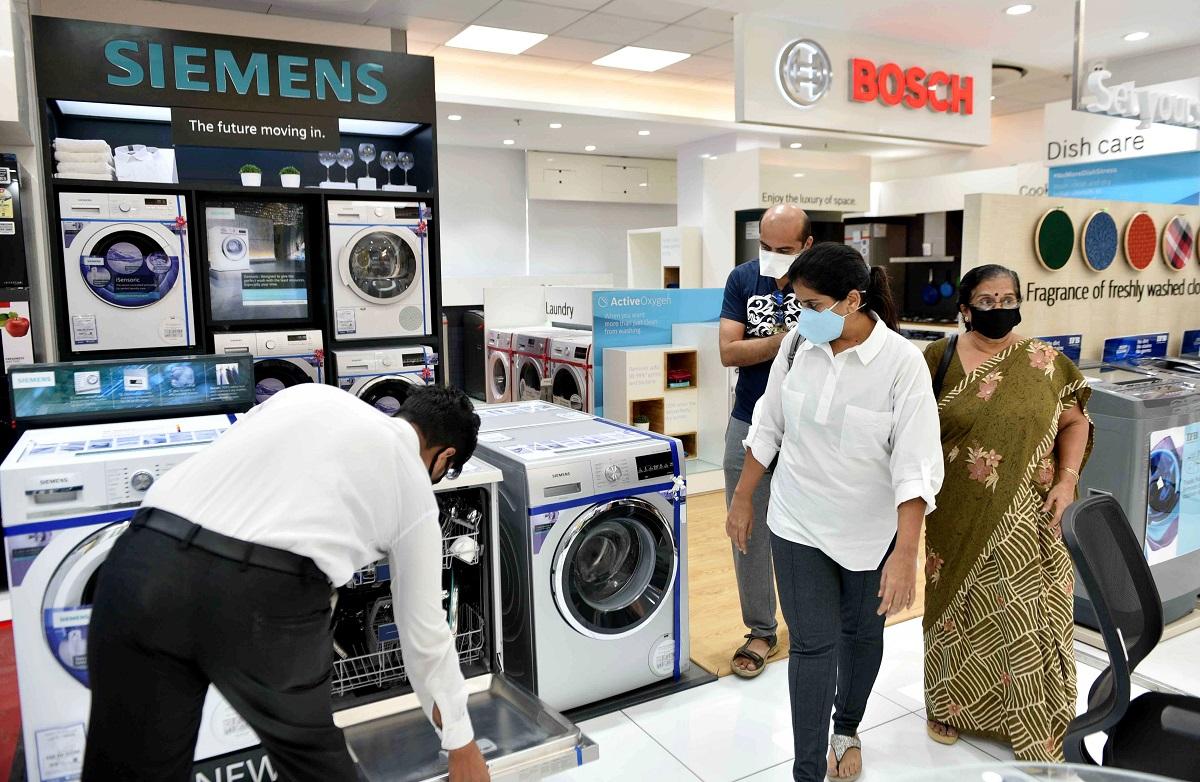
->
[254, 358, 314, 405]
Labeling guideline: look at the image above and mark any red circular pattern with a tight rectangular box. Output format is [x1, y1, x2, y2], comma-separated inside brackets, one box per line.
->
[1123, 212, 1156, 271]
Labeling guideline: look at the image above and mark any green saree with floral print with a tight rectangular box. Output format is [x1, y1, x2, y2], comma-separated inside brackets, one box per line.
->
[921, 337, 1093, 762]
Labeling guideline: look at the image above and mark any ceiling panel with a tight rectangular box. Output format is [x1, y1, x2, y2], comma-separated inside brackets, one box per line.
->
[634, 25, 729, 54]
[660, 54, 733, 78]
[677, 7, 735, 33]
[267, 5, 371, 23]
[267, 0, 379, 10]
[367, 0, 497, 25]
[400, 17, 468, 43]
[699, 40, 734, 60]
[474, 0, 590, 34]
[526, 35, 621, 62]
[556, 12, 666, 44]
[596, 0, 700, 24]
[162, 0, 272, 10]
[528, 0, 610, 9]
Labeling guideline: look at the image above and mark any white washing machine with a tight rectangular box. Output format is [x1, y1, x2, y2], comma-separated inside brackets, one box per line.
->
[327, 200, 431, 341]
[485, 328, 514, 404]
[476, 415, 689, 711]
[59, 192, 195, 353]
[206, 225, 250, 272]
[213, 329, 324, 405]
[477, 400, 589, 434]
[0, 415, 260, 782]
[511, 327, 573, 403]
[548, 333, 593, 413]
[334, 345, 436, 416]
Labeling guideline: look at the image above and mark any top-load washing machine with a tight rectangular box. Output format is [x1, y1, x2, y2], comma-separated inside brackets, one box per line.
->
[548, 332, 593, 412]
[327, 200, 431, 341]
[59, 192, 195, 353]
[476, 414, 689, 711]
[511, 327, 573, 403]
[213, 329, 324, 405]
[334, 344, 436, 415]
[477, 400, 589, 434]
[486, 328, 515, 404]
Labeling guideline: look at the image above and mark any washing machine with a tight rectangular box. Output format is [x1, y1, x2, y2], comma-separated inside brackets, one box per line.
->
[327, 200, 431, 341]
[206, 225, 250, 272]
[0, 415, 259, 782]
[511, 327, 573, 403]
[486, 328, 515, 403]
[477, 400, 589, 434]
[548, 333, 593, 413]
[213, 329, 324, 405]
[334, 345, 436, 416]
[476, 415, 689, 711]
[59, 192, 195, 353]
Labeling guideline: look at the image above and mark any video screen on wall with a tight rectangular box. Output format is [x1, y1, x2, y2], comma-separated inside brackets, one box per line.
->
[205, 200, 309, 323]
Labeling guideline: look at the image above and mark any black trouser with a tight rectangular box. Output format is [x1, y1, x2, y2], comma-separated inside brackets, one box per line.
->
[83, 510, 355, 782]
[772, 533, 891, 782]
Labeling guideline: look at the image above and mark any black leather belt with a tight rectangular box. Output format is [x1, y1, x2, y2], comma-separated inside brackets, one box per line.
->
[133, 507, 327, 580]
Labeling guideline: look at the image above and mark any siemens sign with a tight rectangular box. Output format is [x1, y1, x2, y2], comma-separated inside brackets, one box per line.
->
[103, 42, 386, 104]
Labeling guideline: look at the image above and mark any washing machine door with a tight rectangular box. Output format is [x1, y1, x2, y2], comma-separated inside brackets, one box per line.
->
[358, 374, 421, 416]
[42, 522, 130, 686]
[254, 358, 314, 405]
[79, 224, 182, 309]
[340, 228, 420, 305]
[488, 351, 509, 402]
[550, 364, 585, 411]
[552, 496, 676, 639]
[516, 358, 544, 402]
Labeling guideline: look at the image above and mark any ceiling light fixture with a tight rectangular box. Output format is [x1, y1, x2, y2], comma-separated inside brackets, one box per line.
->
[549, 122, 562, 129]
[592, 46, 690, 72]
[1123, 31, 1150, 42]
[990, 95, 997, 101]
[793, 173, 805, 178]
[446, 25, 547, 55]
[447, 114, 462, 121]
[1004, 4, 1034, 15]
[503, 139, 515, 145]
[789, 142, 802, 149]
[584, 145, 597, 152]
[638, 130, 651, 136]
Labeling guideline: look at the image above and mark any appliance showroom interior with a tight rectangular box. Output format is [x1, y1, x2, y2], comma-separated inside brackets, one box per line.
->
[0, 1, 1199, 781]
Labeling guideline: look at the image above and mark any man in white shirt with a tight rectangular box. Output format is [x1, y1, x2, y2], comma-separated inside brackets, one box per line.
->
[82, 383, 490, 782]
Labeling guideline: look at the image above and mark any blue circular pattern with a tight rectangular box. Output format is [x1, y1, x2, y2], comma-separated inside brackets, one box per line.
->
[1083, 211, 1118, 271]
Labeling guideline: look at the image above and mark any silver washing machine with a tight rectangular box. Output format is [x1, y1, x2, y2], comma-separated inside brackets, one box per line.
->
[485, 328, 514, 404]
[511, 328, 572, 403]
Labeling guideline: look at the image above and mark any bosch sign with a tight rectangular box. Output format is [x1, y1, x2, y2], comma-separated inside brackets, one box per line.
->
[850, 58, 974, 115]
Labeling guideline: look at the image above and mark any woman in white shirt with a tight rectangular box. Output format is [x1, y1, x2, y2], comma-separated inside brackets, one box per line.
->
[727, 242, 944, 782]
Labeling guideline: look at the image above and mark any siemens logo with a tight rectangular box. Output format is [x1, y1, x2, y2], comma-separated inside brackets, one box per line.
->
[12, 371, 55, 389]
[104, 41, 387, 105]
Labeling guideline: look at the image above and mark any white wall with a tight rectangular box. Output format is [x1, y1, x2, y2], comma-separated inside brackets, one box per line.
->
[527, 199, 675, 283]
[437, 146, 526, 280]
[873, 109, 1044, 181]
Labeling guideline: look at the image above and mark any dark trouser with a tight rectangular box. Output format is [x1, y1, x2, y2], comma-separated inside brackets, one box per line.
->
[723, 416, 778, 640]
[772, 533, 890, 782]
[83, 510, 355, 782]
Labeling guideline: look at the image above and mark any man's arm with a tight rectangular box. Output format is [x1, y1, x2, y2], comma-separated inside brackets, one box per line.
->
[719, 318, 787, 367]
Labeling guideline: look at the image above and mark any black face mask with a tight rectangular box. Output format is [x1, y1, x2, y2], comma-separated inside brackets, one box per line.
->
[968, 306, 1022, 339]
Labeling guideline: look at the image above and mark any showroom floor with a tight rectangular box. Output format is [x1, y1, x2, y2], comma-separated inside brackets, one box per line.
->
[548, 617, 1200, 782]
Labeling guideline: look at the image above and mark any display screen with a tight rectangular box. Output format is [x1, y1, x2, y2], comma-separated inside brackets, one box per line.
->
[635, 451, 674, 481]
[1145, 424, 1200, 566]
[205, 201, 309, 323]
[9, 356, 255, 423]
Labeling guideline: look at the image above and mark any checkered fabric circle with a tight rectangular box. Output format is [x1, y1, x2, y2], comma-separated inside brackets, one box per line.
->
[1162, 215, 1192, 271]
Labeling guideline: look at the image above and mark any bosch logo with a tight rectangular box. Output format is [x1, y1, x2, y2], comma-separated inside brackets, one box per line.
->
[778, 39, 832, 108]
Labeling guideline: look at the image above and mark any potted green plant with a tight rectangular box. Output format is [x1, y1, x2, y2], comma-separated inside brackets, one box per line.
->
[633, 413, 651, 431]
[239, 164, 262, 187]
[279, 165, 301, 188]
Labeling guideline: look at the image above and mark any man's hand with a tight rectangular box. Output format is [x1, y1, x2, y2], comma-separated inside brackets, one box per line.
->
[448, 742, 490, 782]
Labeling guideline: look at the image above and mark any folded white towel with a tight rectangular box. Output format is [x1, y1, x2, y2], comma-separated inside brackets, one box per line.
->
[54, 138, 112, 154]
[57, 161, 117, 175]
[54, 150, 114, 164]
[54, 172, 114, 181]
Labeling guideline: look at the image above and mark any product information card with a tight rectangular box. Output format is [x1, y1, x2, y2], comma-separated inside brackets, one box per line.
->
[1183, 329, 1200, 357]
[1038, 334, 1083, 364]
[1102, 332, 1170, 363]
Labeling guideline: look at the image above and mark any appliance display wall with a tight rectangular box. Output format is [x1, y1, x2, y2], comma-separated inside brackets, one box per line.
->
[333, 344, 435, 416]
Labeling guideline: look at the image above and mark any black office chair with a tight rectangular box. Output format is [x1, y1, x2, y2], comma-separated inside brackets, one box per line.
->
[1061, 495, 1200, 779]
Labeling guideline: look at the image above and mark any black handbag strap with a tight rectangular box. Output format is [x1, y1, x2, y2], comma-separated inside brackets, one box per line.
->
[932, 333, 958, 400]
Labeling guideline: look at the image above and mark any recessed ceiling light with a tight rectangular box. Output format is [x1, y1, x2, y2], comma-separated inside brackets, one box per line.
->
[793, 173, 805, 178]
[990, 95, 997, 101]
[1004, 4, 1034, 15]
[1123, 31, 1150, 42]
[638, 182, 648, 187]
[789, 142, 802, 149]
[584, 145, 596, 152]
[447, 114, 462, 121]
[549, 122, 562, 129]
[592, 46, 690, 72]
[502, 139, 515, 145]
[638, 130, 651, 136]
[446, 25, 547, 55]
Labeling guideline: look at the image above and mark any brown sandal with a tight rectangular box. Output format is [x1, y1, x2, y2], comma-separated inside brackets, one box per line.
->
[731, 633, 777, 679]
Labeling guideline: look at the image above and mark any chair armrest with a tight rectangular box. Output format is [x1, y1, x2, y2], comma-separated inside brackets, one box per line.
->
[1162, 704, 1200, 740]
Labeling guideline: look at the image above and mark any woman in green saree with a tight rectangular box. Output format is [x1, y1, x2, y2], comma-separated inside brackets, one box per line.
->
[922, 265, 1093, 762]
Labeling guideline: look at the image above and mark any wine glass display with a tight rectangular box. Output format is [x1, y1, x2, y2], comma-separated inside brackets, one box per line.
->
[337, 148, 354, 183]
[318, 150, 337, 184]
[380, 150, 398, 188]
[358, 143, 377, 179]
[398, 152, 415, 190]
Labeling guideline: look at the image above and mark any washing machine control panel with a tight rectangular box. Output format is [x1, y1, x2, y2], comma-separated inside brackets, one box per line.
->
[106, 454, 192, 503]
[129, 470, 155, 492]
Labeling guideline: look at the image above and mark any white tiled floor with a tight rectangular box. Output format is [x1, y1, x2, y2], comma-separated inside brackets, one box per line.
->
[550, 618, 1200, 782]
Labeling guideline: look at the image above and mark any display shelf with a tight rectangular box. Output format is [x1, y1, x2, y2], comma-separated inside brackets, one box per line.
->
[665, 350, 697, 390]
[629, 398, 664, 433]
[662, 387, 699, 436]
[676, 433, 697, 459]
[671, 323, 733, 468]
[627, 226, 702, 289]
[49, 177, 436, 200]
[663, 267, 680, 288]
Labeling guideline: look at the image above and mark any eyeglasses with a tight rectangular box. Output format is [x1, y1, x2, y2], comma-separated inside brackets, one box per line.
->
[971, 296, 1021, 311]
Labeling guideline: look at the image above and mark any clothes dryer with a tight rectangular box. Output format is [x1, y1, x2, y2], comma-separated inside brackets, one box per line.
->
[334, 345, 436, 416]
[59, 192, 194, 353]
[213, 329, 324, 405]
[485, 328, 515, 403]
[511, 327, 572, 403]
[548, 333, 593, 412]
[327, 200, 431, 341]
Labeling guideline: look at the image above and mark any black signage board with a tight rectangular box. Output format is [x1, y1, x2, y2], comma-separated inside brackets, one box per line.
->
[172, 107, 340, 151]
[32, 16, 435, 123]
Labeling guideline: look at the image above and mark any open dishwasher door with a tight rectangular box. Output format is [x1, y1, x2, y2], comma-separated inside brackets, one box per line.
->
[340, 674, 597, 781]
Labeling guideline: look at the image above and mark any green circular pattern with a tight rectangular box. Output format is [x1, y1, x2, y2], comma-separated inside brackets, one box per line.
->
[1035, 208, 1074, 271]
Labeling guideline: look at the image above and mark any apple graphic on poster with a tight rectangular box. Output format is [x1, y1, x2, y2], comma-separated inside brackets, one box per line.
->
[0, 311, 29, 337]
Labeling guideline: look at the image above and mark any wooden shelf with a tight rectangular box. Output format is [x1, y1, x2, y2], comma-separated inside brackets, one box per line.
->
[676, 432, 697, 458]
[665, 349, 697, 390]
[630, 398, 665, 433]
[49, 178, 436, 199]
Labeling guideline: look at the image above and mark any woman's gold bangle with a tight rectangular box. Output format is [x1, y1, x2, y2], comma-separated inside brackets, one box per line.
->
[1060, 466, 1081, 480]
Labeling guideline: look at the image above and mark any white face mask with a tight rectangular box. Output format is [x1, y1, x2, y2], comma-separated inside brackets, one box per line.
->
[759, 249, 797, 279]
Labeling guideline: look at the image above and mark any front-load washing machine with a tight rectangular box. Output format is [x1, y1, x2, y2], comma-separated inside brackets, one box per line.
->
[59, 192, 195, 353]
[213, 329, 324, 405]
[334, 345, 436, 415]
[207, 225, 250, 272]
[327, 200, 431, 341]
[476, 415, 689, 711]
[0, 416, 260, 782]
[548, 333, 593, 412]
[477, 400, 589, 434]
[486, 328, 515, 403]
[512, 327, 572, 403]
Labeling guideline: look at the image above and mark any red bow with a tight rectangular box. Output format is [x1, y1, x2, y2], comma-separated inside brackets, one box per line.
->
[175, 216, 188, 229]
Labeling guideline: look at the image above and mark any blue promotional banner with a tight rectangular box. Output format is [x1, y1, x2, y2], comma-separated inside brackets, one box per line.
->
[1182, 329, 1200, 357]
[1049, 151, 1200, 205]
[592, 289, 723, 417]
[1037, 334, 1083, 364]
[1102, 332, 1170, 363]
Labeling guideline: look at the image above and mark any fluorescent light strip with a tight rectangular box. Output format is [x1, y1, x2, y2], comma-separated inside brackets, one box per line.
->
[592, 46, 690, 72]
[56, 100, 171, 121]
[339, 118, 421, 136]
[446, 25, 547, 55]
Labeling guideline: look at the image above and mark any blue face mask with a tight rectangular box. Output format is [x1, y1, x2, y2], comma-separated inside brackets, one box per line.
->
[796, 298, 857, 345]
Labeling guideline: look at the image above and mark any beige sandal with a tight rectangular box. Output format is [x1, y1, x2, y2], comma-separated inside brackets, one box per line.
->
[926, 719, 960, 746]
[730, 633, 777, 679]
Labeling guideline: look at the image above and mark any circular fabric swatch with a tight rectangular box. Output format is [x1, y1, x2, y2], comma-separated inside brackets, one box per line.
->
[1162, 215, 1193, 271]
[1035, 208, 1074, 270]
[1123, 212, 1157, 271]
[1082, 211, 1118, 271]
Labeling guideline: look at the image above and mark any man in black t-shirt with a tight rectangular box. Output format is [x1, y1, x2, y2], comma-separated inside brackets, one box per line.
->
[718, 203, 811, 677]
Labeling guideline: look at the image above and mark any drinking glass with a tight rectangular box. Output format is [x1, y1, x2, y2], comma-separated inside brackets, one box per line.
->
[337, 148, 355, 183]
[398, 152, 415, 188]
[358, 143, 377, 178]
[380, 150, 398, 186]
[318, 150, 337, 183]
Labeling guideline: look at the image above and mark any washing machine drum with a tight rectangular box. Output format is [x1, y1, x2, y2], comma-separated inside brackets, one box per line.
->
[346, 230, 417, 302]
[358, 375, 421, 416]
[489, 353, 509, 399]
[80, 228, 180, 308]
[254, 358, 314, 405]
[554, 497, 676, 637]
[551, 365, 584, 410]
[517, 360, 543, 402]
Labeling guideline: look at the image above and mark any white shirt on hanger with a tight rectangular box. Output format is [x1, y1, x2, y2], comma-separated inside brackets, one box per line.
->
[143, 383, 473, 749]
[114, 145, 178, 183]
[744, 318, 944, 571]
